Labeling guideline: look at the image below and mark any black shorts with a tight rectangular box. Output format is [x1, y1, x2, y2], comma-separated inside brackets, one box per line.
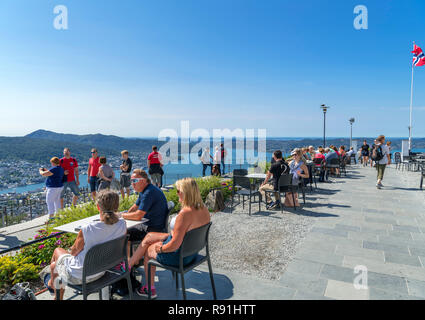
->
[127, 226, 165, 242]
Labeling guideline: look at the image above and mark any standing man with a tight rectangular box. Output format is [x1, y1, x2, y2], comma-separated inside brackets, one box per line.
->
[373, 135, 391, 189]
[200, 147, 213, 177]
[220, 143, 227, 175]
[87, 148, 101, 201]
[120, 150, 132, 198]
[147, 146, 163, 187]
[60, 148, 80, 208]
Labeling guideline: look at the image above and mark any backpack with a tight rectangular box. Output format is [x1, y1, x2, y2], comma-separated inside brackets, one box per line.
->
[2, 283, 36, 300]
[371, 145, 384, 161]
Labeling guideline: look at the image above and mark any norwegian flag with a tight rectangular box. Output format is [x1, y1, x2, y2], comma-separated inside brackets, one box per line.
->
[412, 44, 425, 67]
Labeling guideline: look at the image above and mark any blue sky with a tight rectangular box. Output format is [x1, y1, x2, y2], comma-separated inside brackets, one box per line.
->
[1, 0, 425, 138]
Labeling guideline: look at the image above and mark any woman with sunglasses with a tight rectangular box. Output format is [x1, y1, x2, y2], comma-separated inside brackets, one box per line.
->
[129, 177, 210, 299]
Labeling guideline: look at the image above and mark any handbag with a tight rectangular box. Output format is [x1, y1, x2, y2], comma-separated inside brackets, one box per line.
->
[2, 282, 37, 300]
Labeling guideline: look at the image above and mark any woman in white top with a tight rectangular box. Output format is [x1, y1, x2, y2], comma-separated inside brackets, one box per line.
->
[45, 190, 126, 300]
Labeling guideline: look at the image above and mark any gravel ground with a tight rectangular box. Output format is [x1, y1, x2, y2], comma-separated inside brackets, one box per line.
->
[207, 197, 317, 281]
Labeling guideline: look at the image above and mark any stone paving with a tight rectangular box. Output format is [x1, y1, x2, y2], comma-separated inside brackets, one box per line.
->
[4, 163, 425, 300]
[281, 164, 425, 300]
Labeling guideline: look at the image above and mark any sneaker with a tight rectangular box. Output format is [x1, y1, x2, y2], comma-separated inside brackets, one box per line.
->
[376, 183, 381, 189]
[378, 182, 384, 187]
[270, 201, 281, 209]
[136, 285, 157, 299]
[113, 262, 130, 273]
[266, 201, 275, 209]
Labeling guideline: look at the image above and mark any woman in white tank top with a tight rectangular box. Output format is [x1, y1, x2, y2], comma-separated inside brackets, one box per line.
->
[45, 190, 126, 300]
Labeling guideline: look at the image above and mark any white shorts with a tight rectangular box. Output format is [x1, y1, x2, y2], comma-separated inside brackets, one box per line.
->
[56, 254, 104, 285]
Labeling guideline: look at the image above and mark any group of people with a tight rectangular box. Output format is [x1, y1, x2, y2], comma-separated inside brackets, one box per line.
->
[39, 146, 164, 219]
[199, 143, 228, 177]
[46, 171, 210, 300]
[359, 139, 392, 168]
[259, 148, 310, 209]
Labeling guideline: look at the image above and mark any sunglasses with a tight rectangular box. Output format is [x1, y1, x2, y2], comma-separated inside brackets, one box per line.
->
[131, 178, 143, 184]
[91, 151, 97, 153]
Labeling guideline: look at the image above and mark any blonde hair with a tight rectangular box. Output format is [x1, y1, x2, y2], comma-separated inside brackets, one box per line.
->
[121, 150, 129, 155]
[50, 157, 60, 165]
[96, 190, 120, 225]
[175, 178, 205, 210]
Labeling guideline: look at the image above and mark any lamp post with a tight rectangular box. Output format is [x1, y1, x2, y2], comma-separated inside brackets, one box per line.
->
[320, 104, 330, 147]
[349, 118, 355, 148]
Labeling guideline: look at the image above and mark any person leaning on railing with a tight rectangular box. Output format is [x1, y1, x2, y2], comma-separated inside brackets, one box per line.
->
[45, 190, 126, 300]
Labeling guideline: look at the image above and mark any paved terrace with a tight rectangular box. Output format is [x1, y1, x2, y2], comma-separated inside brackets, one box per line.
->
[2, 163, 425, 300]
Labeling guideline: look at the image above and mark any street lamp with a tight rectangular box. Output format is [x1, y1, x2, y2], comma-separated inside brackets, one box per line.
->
[320, 104, 330, 147]
[349, 118, 355, 148]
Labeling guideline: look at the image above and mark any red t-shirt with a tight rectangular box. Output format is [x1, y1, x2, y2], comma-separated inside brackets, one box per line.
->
[60, 157, 78, 182]
[89, 157, 101, 177]
[148, 151, 161, 165]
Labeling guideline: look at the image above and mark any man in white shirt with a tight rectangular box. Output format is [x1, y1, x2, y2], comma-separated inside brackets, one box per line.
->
[374, 135, 391, 189]
[200, 147, 213, 177]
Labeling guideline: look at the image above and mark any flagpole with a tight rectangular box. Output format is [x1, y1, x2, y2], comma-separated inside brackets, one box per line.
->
[409, 42, 415, 152]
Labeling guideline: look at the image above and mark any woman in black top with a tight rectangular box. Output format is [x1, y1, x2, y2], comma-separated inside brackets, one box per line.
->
[361, 140, 370, 167]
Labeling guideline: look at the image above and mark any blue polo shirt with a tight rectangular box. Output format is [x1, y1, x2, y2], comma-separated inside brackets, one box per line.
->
[136, 184, 168, 230]
[46, 166, 64, 188]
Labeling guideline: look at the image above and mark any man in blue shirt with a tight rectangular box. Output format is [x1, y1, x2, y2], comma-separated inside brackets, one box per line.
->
[122, 169, 168, 256]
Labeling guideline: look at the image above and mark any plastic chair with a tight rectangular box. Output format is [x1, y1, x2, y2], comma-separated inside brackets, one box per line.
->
[231, 175, 261, 215]
[56, 234, 133, 300]
[264, 173, 299, 212]
[147, 222, 217, 300]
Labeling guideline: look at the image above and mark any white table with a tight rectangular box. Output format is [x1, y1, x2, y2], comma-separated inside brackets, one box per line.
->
[54, 214, 143, 234]
[245, 173, 267, 180]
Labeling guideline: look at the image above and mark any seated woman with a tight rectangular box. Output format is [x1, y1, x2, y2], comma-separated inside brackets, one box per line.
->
[45, 190, 126, 300]
[284, 148, 309, 207]
[129, 177, 210, 299]
[339, 146, 346, 158]
[314, 147, 327, 182]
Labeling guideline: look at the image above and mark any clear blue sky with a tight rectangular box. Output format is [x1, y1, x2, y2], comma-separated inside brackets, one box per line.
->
[1, 0, 425, 138]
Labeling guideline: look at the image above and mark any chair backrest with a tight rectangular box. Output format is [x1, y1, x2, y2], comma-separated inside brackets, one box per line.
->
[180, 222, 212, 258]
[165, 201, 175, 233]
[233, 175, 251, 190]
[83, 234, 128, 278]
[233, 169, 248, 176]
[394, 152, 401, 163]
[278, 173, 293, 189]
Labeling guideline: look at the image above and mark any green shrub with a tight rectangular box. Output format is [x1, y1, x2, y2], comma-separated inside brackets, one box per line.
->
[0, 255, 39, 287]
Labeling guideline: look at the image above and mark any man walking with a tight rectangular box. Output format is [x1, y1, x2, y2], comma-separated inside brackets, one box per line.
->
[373, 135, 391, 189]
[87, 148, 101, 201]
[60, 148, 80, 208]
[120, 150, 132, 198]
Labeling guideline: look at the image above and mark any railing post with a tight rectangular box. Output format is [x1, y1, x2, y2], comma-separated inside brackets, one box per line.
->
[29, 199, 33, 221]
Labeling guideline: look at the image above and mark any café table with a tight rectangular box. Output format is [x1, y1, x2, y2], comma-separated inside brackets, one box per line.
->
[54, 214, 143, 234]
